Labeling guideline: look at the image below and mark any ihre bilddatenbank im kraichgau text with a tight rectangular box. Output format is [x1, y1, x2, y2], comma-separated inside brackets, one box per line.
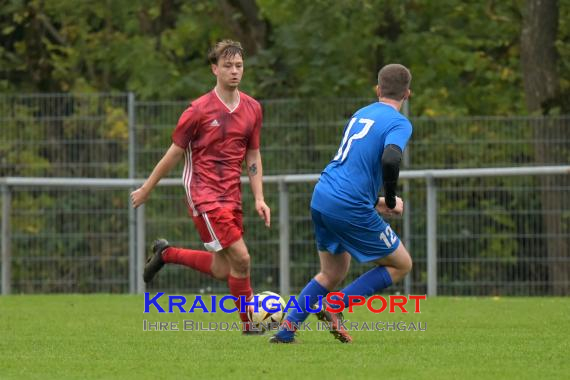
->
[142, 292, 428, 332]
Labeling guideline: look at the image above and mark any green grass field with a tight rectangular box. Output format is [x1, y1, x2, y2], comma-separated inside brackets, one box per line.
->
[0, 295, 568, 379]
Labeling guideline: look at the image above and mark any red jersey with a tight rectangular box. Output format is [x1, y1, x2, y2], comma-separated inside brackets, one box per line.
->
[172, 90, 262, 215]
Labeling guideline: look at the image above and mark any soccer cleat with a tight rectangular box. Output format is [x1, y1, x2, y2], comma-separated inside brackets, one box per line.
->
[143, 239, 170, 283]
[242, 329, 266, 336]
[315, 301, 353, 343]
[268, 334, 296, 344]
[269, 320, 297, 343]
[242, 321, 265, 336]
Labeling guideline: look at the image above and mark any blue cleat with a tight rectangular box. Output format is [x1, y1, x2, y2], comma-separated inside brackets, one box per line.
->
[243, 329, 266, 336]
[268, 333, 296, 344]
[269, 321, 296, 343]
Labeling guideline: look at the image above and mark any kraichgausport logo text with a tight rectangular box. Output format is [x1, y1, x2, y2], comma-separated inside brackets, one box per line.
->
[144, 292, 426, 314]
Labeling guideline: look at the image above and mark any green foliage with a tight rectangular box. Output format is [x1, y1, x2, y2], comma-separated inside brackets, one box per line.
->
[1, 0, 569, 114]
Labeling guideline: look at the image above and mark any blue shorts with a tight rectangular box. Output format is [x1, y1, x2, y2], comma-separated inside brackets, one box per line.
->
[311, 207, 400, 263]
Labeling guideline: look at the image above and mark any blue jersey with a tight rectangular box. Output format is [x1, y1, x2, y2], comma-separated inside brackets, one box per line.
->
[311, 102, 412, 222]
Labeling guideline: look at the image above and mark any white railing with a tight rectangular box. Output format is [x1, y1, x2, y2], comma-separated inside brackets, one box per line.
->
[1, 165, 569, 296]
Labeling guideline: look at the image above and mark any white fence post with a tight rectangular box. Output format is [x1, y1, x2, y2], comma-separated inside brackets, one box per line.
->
[136, 204, 146, 294]
[402, 101, 412, 295]
[1, 186, 11, 295]
[426, 175, 438, 296]
[128, 92, 137, 294]
[279, 180, 290, 297]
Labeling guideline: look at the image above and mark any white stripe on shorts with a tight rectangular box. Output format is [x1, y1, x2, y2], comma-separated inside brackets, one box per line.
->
[202, 213, 223, 252]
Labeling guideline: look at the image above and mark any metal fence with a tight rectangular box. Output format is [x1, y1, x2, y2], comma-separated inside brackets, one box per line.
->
[4, 94, 569, 178]
[1, 167, 569, 297]
[1, 93, 569, 296]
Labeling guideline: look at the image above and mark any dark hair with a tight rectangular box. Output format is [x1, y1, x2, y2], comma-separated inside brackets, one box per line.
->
[208, 40, 244, 64]
[377, 64, 412, 101]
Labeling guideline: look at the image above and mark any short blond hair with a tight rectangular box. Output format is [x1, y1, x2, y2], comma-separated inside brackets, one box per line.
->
[208, 40, 244, 64]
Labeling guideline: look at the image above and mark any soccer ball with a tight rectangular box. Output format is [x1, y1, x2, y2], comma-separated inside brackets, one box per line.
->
[247, 291, 286, 329]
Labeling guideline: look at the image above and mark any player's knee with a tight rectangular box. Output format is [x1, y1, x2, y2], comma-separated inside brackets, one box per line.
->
[399, 254, 413, 276]
[319, 270, 344, 289]
[231, 253, 250, 273]
[212, 265, 230, 281]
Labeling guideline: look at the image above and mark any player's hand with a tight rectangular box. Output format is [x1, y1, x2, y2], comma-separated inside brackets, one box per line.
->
[376, 196, 404, 217]
[255, 199, 271, 228]
[130, 187, 150, 208]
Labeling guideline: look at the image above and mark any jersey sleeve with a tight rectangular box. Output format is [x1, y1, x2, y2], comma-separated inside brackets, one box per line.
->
[384, 120, 413, 151]
[247, 102, 263, 150]
[172, 104, 200, 148]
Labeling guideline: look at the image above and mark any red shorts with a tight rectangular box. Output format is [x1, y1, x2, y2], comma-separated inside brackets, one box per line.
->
[191, 207, 243, 252]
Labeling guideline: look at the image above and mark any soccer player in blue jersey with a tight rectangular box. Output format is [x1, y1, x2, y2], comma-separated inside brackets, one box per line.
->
[270, 64, 413, 344]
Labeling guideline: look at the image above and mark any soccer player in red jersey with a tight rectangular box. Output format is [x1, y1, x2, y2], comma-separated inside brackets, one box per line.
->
[130, 40, 270, 334]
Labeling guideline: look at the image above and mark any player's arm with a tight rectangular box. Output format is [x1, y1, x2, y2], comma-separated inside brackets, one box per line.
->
[377, 120, 412, 215]
[130, 144, 185, 208]
[377, 145, 405, 216]
[381, 144, 403, 211]
[246, 149, 270, 227]
[376, 195, 404, 217]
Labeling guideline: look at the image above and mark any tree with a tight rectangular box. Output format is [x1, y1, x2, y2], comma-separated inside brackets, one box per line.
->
[520, 0, 568, 295]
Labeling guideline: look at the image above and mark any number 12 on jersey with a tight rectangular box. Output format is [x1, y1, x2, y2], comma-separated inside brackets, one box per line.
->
[333, 117, 375, 162]
[379, 226, 398, 248]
